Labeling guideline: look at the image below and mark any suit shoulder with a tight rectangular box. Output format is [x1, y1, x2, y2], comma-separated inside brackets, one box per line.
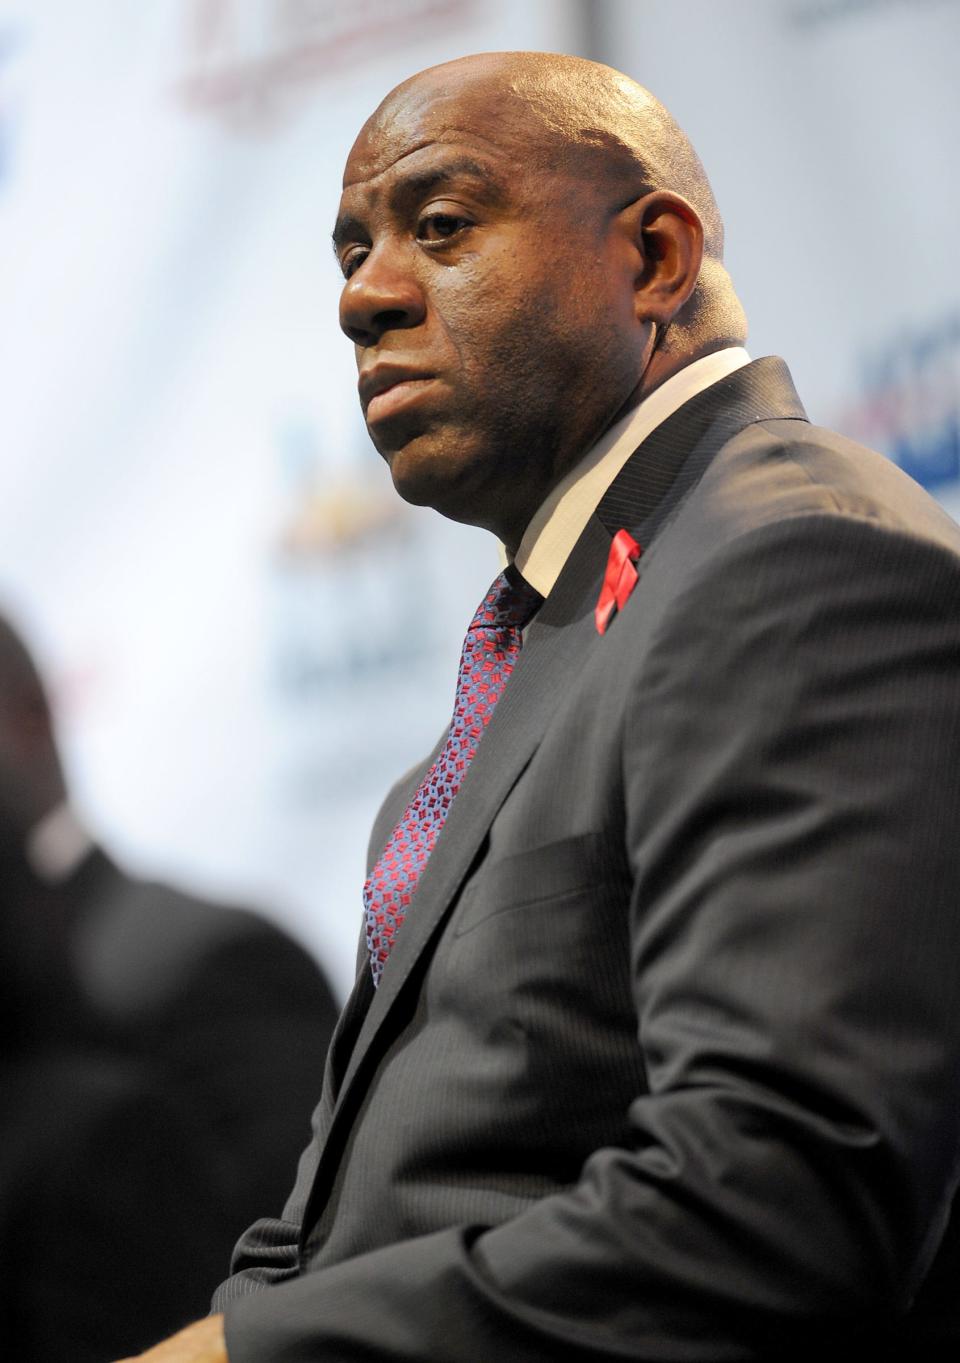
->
[77, 865, 329, 1017]
[609, 428, 960, 671]
[96, 869, 281, 954]
[697, 418, 960, 558]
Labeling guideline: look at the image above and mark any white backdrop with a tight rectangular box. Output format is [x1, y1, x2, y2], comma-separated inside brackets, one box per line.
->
[1, 0, 956, 997]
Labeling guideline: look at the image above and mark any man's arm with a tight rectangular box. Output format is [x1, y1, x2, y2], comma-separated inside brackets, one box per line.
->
[139, 512, 960, 1360]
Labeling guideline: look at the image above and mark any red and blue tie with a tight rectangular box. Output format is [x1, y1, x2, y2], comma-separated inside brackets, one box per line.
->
[363, 566, 542, 985]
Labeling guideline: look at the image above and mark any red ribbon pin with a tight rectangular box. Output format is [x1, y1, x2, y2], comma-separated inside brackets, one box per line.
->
[595, 528, 643, 635]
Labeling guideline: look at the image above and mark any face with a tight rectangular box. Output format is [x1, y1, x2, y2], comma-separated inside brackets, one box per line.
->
[334, 68, 650, 551]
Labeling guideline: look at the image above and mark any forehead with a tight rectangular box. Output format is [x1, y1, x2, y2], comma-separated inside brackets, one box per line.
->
[342, 75, 536, 192]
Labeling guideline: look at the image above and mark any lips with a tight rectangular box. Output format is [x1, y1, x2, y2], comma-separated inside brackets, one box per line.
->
[358, 365, 436, 424]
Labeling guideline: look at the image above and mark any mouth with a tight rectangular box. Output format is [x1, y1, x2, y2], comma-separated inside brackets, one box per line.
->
[359, 366, 437, 425]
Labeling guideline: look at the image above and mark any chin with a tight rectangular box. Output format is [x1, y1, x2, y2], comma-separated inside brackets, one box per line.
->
[385, 431, 467, 504]
[385, 436, 503, 533]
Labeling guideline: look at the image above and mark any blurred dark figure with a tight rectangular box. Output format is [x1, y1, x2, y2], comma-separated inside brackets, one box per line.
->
[0, 613, 339, 1361]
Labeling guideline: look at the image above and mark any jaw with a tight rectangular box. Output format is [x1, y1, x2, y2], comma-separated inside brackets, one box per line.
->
[374, 365, 642, 550]
[377, 423, 546, 550]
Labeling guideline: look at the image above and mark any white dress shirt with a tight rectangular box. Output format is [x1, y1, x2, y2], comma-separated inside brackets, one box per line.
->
[26, 801, 94, 882]
[514, 347, 751, 597]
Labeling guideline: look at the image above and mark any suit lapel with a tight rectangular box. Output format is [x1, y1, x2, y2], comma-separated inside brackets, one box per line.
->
[332, 514, 613, 1098]
[305, 357, 809, 1232]
[298, 518, 614, 1247]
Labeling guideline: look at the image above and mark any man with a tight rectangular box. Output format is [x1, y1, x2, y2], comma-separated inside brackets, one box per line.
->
[0, 612, 340, 1358]
[125, 52, 960, 1361]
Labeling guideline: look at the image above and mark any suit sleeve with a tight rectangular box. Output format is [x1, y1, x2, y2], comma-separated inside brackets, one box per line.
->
[222, 513, 960, 1361]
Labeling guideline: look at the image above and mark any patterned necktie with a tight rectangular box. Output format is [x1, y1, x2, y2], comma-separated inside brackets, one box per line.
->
[363, 566, 543, 985]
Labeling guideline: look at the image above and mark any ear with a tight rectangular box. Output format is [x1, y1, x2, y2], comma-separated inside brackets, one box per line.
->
[617, 190, 704, 328]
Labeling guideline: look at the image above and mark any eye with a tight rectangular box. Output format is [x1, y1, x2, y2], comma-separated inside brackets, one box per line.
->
[417, 212, 472, 244]
[340, 247, 369, 280]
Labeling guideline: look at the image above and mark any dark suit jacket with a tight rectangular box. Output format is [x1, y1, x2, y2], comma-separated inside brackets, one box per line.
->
[0, 845, 339, 1358]
[62, 849, 339, 1223]
[213, 359, 960, 1359]
[0, 1050, 237, 1363]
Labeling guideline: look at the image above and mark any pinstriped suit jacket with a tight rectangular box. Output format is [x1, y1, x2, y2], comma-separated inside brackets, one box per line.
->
[213, 359, 960, 1359]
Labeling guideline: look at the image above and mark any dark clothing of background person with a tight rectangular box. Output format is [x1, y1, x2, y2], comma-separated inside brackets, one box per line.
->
[0, 646, 340, 1361]
[0, 1050, 236, 1363]
[51, 842, 339, 1224]
[0, 830, 84, 1051]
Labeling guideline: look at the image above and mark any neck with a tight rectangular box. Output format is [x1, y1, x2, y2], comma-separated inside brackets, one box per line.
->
[638, 333, 742, 404]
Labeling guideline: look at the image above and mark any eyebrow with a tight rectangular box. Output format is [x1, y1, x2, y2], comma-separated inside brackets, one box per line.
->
[331, 155, 509, 257]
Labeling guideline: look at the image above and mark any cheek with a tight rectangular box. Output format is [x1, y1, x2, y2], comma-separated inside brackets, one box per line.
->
[428, 241, 631, 423]
[441, 261, 575, 361]
[497, 277, 622, 396]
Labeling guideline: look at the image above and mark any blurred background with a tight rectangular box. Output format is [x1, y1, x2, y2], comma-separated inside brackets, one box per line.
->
[1, 0, 957, 1000]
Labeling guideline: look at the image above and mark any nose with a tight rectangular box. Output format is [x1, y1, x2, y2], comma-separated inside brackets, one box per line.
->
[339, 246, 426, 347]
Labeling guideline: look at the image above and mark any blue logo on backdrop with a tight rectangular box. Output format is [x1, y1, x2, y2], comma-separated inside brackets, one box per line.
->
[840, 312, 960, 492]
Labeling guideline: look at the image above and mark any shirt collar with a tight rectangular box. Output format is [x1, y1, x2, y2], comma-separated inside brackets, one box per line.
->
[514, 347, 751, 597]
[26, 802, 94, 883]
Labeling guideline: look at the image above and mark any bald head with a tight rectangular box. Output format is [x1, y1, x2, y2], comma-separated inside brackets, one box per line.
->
[369, 54, 721, 246]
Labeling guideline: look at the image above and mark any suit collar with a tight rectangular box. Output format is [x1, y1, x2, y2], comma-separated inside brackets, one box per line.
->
[595, 355, 806, 545]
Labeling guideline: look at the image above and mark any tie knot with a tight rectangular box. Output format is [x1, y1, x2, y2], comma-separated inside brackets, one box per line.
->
[469, 567, 543, 635]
